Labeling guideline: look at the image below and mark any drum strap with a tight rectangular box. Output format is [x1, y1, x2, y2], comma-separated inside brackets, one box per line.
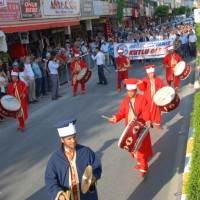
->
[129, 101, 137, 118]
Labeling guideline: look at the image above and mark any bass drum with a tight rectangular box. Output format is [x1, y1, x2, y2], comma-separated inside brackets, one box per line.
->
[174, 61, 191, 80]
[77, 68, 92, 84]
[118, 118, 149, 153]
[0, 95, 21, 118]
[153, 86, 180, 112]
[1, 95, 21, 111]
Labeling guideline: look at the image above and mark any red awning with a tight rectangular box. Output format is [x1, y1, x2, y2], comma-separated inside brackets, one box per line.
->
[0, 18, 80, 33]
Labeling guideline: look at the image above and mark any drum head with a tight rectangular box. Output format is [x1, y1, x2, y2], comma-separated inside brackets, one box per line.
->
[174, 61, 185, 76]
[1, 95, 21, 111]
[153, 86, 175, 106]
[77, 68, 87, 80]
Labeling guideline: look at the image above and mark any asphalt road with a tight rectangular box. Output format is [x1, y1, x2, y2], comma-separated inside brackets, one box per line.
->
[0, 56, 196, 200]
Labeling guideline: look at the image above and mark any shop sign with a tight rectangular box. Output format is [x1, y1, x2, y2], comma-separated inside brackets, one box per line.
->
[99, 18, 107, 23]
[93, 1, 109, 16]
[109, 2, 117, 15]
[114, 40, 173, 60]
[41, 0, 80, 18]
[132, 8, 138, 17]
[0, 0, 21, 21]
[103, 2, 109, 15]
[81, 0, 93, 17]
[0, 0, 7, 8]
[20, 0, 42, 19]
[124, 8, 132, 17]
[104, 19, 111, 36]
[93, 1, 103, 15]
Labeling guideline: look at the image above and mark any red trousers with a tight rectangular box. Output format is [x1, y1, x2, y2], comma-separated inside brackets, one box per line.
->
[18, 117, 25, 129]
[73, 81, 85, 95]
[167, 75, 180, 88]
[117, 71, 128, 89]
[130, 152, 148, 174]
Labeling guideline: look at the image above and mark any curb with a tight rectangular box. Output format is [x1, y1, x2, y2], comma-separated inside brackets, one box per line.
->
[181, 126, 194, 200]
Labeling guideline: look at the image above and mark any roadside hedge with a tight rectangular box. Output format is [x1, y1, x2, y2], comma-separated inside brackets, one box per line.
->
[186, 92, 200, 199]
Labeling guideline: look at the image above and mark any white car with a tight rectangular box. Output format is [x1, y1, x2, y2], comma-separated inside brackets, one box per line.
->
[183, 18, 194, 25]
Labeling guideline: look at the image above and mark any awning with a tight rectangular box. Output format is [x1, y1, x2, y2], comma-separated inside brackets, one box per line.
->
[0, 18, 80, 33]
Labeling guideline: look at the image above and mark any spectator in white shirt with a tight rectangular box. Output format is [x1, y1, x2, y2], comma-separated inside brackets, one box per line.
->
[188, 30, 197, 57]
[18, 63, 28, 86]
[169, 30, 176, 41]
[48, 53, 62, 100]
[23, 56, 36, 103]
[100, 40, 110, 67]
[91, 47, 108, 85]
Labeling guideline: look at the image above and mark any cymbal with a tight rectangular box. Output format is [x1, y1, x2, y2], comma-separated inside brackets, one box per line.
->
[81, 165, 93, 194]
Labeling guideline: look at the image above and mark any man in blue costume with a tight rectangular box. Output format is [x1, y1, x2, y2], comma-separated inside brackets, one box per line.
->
[45, 119, 102, 200]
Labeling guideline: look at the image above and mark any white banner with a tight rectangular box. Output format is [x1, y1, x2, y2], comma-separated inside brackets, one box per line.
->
[41, 0, 80, 18]
[0, 0, 7, 8]
[114, 40, 173, 60]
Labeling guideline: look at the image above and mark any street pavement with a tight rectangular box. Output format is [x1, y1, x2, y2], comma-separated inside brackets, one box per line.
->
[0, 56, 196, 200]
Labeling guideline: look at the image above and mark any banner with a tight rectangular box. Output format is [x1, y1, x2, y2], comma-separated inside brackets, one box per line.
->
[81, 0, 93, 17]
[0, 0, 21, 21]
[41, 0, 80, 18]
[20, 0, 42, 19]
[114, 40, 173, 60]
[0, 0, 7, 8]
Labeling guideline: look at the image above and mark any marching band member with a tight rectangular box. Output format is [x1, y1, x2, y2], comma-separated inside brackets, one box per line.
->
[163, 45, 182, 92]
[70, 54, 88, 96]
[7, 69, 28, 132]
[137, 65, 166, 130]
[109, 78, 152, 178]
[45, 119, 102, 200]
[115, 48, 130, 91]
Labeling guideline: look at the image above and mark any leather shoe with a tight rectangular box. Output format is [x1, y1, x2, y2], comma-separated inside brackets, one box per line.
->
[97, 82, 103, 85]
[34, 100, 39, 102]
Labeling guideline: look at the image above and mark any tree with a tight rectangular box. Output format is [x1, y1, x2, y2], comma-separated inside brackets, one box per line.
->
[117, 0, 125, 25]
[172, 8, 179, 15]
[154, 5, 169, 18]
[178, 6, 187, 14]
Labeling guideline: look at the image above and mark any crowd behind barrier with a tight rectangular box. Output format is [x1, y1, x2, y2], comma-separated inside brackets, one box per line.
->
[0, 19, 197, 122]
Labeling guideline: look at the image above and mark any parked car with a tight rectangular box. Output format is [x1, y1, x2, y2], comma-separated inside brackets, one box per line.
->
[183, 18, 194, 25]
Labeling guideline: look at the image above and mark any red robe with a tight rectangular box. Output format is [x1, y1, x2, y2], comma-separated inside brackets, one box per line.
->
[70, 60, 88, 95]
[7, 80, 28, 127]
[137, 76, 166, 125]
[115, 55, 130, 89]
[113, 94, 153, 173]
[163, 53, 182, 87]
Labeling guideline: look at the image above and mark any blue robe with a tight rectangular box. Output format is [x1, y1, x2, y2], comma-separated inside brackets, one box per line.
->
[45, 144, 102, 200]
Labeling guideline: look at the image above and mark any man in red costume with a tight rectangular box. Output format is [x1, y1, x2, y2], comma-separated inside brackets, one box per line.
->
[109, 78, 152, 178]
[137, 65, 166, 130]
[7, 69, 28, 132]
[163, 45, 182, 92]
[115, 48, 130, 91]
[70, 54, 89, 96]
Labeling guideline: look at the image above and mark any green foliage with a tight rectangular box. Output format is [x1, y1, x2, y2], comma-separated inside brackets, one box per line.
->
[172, 8, 179, 15]
[196, 23, 200, 49]
[186, 7, 191, 13]
[178, 6, 187, 14]
[117, 0, 125, 24]
[154, 5, 169, 18]
[186, 92, 200, 199]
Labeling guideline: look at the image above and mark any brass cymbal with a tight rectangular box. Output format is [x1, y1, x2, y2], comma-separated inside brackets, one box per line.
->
[81, 165, 93, 194]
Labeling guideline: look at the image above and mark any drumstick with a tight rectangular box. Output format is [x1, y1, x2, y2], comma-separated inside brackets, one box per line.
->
[102, 115, 110, 120]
